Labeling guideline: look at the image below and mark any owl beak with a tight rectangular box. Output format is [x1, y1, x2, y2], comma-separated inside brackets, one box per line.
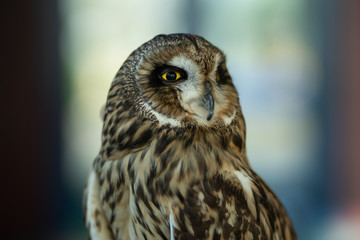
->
[203, 92, 214, 121]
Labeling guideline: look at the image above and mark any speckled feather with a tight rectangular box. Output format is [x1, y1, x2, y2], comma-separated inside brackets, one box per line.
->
[84, 34, 297, 240]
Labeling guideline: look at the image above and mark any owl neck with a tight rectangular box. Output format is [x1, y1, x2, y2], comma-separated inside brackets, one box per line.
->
[155, 119, 249, 176]
[101, 102, 248, 176]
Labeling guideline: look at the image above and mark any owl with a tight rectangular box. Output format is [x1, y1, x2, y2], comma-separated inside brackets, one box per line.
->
[84, 34, 297, 240]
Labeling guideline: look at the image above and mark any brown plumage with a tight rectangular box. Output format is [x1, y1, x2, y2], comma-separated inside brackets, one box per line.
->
[84, 34, 297, 240]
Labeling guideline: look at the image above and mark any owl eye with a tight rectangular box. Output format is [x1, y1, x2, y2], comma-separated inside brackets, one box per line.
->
[161, 71, 181, 81]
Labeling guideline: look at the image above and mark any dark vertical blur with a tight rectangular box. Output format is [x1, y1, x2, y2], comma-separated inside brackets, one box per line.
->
[319, 0, 360, 223]
[2, 0, 63, 238]
[330, 0, 360, 209]
[319, 0, 339, 210]
[317, 0, 337, 215]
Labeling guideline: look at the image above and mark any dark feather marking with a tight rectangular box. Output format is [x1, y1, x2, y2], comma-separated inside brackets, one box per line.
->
[155, 134, 175, 156]
[220, 135, 229, 149]
[116, 189, 124, 203]
[261, 195, 276, 231]
[160, 153, 169, 171]
[108, 115, 114, 125]
[243, 218, 250, 233]
[232, 133, 243, 150]
[132, 224, 138, 237]
[176, 190, 185, 203]
[107, 92, 119, 100]
[150, 190, 161, 209]
[113, 115, 126, 126]
[214, 151, 222, 166]
[136, 215, 146, 227]
[99, 175, 105, 186]
[116, 160, 123, 175]
[126, 120, 141, 138]
[110, 200, 116, 211]
[203, 182, 218, 208]
[213, 230, 221, 240]
[280, 218, 286, 240]
[163, 173, 174, 195]
[140, 147, 149, 161]
[136, 184, 153, 213]
[233, 219, 243, 239]
[155, 139, 168, 156]
[146, 159, 157, 187]
[249, 224, 261, 240]
[117, 174, 124, 190]
[177, 210, 186, 232]
[184, 34, 200, 51]
[154, 225, 167, 240]
[179, 233, 197, 240]
[252, 189, 261, 223]
[182, 184, 216, 239]
[131, 128, 153, 149]
[106, 162, 113, 182]
[141, 221, 153, 235]
[148, 205, 161, 224]
[110, 211, 115, 225]
[155, 178, 169, 195]
[178, 161, 185, 179]
[194, 149, 207, 176]
[184, 135, 194, 149]
[134, 199, 144, 218]
[128, 154, 136, 183]
[99, 158, 105, 168]
[222, 222, 233, 239]
[103, 183, 114, 202]
[94, 209, 101, 229]
[108, 81, 119, 91]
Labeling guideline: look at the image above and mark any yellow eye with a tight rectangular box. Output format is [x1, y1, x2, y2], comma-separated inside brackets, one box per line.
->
[216, 72, 220, 82]
[161, 71, 181, 81]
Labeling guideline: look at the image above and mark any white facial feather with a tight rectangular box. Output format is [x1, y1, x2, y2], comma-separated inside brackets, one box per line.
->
[169, 55, 202, 103]
[168, 55, 213, 124]
[142, 102, 181, 127]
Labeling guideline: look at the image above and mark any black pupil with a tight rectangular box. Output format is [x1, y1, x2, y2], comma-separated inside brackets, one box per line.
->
[166, 71, 177, 81]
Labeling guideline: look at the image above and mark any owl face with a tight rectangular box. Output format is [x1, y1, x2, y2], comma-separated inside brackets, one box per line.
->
[135, 34, 240, 127]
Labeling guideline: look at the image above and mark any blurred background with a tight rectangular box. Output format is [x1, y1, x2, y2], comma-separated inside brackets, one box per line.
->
[2, 0, 360, 239]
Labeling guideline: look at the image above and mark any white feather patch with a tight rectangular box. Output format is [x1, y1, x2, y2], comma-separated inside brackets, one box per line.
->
[223, 110, 236, 125]
[86, 171, 113, 239]
[169, 211, 175, 240]
[142, 102, 181, 127]
[234, 171, 257, 219]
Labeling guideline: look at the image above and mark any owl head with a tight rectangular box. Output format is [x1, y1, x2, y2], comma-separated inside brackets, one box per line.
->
[107, 34, 242, 129]
[101, 34, 246, 160]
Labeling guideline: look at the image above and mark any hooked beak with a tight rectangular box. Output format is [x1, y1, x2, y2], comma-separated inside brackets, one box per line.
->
[203, 92, 214, 121]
